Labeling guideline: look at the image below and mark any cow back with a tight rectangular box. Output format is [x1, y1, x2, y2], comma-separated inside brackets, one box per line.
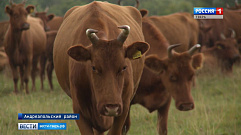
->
[47, 16, 63, 31]
[149, 12, 199, 52]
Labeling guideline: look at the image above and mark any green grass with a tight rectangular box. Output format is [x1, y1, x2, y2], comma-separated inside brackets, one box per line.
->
[0, 66, 241, 135]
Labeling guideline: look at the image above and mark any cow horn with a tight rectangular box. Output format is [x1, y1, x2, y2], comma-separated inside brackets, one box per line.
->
[135, 0, 140, 9]
[229, 28, 236, 38]
[167, 44, 180, 58]
[117, 25, 130, 43]
[188, 44, 201, 56]
[86, 29, 99, 44]
[220, 33, 226, 40]
[44, 6, 49, 13]
[22, 0, 27, 4]
[226, 3, 230, 8]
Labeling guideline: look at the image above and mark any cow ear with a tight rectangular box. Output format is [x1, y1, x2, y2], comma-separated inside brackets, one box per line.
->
[192, 53, 203, 70]
[5, 6, 12, 15]
[125, 41, 149, 60]
[47, 14, 55, 21]
[140, 9, 148, 17]
[26, 5, 35, 14]
[67, 45, 91, 61]
[145, 55, 166, 74]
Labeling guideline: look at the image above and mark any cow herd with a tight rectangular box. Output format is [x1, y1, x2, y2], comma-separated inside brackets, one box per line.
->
[0, 0, 241, 135]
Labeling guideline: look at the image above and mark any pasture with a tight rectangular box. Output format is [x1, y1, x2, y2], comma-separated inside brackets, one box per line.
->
[0, 65, 240, 135]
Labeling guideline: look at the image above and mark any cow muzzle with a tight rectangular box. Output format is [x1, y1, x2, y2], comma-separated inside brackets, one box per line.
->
[177, 103, 194, 111]
[21, 23, 30, 31]
[101, 104, 122, 117]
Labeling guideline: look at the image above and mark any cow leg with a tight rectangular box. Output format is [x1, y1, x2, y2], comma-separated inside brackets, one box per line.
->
[46, 61, 54, 90]
[40, 54, 47, 90]
[23, 60, 31, 94]
[107, 99, 130, 135]
[73, 104, 94, 134]
[157, 97, 171, 135]
[9, 63, 19, 94]
[19, 66, 24, 91]
[31, 57, 38, 91]
[74, 113, 94, 135]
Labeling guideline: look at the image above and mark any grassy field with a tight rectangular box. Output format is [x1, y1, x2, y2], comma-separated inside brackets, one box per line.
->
[0, 65, 240, 135]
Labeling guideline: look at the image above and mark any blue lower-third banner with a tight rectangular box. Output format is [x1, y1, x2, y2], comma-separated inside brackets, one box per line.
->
[18, 123, 66, 130]
[18, 113, 79, 120]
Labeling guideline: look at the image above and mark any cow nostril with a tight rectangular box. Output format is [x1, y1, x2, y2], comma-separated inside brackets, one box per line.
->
[104, 104, 121, 116]
[179, 103, 194, 111]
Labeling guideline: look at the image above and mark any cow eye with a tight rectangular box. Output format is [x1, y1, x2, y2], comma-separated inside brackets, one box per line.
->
[122, 66, 127, 71]
[91, 66, 96, 71]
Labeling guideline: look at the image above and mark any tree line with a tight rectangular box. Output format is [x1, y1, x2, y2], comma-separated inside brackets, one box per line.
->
[0, 0, 237, 21]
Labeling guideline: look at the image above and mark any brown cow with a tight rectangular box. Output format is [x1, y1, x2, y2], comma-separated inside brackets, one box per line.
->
[34, 7, 63, 31]
[47, 16, 63, 31]
[34, 7, 54, 31]
[53, 1, 149, 134]
[201, 30, 240, 74]
[0, 21, 9, 47]
[45, 30, 57, 90]
[34, 9, 56, 90]
[142, 10, 199, 52]
[122, 16, 203, 135]
[4, 1, 46, 93]
[199, 10, 241, 48]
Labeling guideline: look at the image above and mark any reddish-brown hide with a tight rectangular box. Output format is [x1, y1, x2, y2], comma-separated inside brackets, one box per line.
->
[53, 1, 149, 134]
[141, 9, 199, 52]
[4, 1, 46, 93]
[201, 31, 240, 73]
[123, 16, 203, 135]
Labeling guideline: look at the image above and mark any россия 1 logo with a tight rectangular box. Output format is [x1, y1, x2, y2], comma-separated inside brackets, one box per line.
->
[193, 7, 223, 19]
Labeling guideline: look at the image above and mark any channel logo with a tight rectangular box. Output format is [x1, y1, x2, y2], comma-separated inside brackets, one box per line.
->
[18, 123, 38, 130]
[18, 123, 66, 130]
[193, 7, 223, 19]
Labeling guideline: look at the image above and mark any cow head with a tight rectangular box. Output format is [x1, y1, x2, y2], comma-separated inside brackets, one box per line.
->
[145, 44, 203, 111]
[5, 0, 34, 31]
[212, 30, 240, 71]
[34, 7, 54, 31]
[67, 25, 149, 116]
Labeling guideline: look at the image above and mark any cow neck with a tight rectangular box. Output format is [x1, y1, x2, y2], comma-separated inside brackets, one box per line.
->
[9, 26, 23, 49]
